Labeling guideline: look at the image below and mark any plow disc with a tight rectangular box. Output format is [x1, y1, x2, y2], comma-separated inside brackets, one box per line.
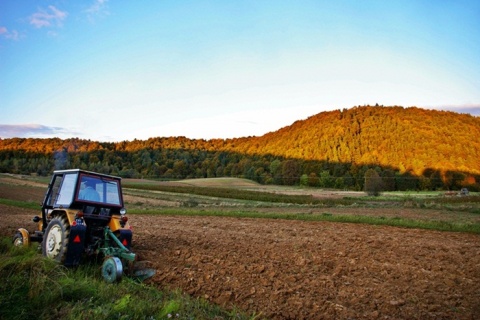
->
[102, 257, 123, 283]
[100, 227, 155, 283]
[101, 257, 155, 283]
[129, 260, 156, 282]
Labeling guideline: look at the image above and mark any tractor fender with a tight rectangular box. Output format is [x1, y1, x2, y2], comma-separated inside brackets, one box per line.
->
[48, 210, 87, 267]
[108, 216, 131, 232]
[115, 229, 133, 250]
[64, 216, 87, 267]
[49, 209, 77, 226]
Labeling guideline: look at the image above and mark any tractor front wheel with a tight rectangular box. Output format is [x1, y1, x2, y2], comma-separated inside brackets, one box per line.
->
[13, 228, 30, 247]
[42, 216, 70, 263]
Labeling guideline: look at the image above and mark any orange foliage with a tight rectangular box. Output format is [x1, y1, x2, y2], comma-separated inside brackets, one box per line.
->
[1, 106, 480, 177]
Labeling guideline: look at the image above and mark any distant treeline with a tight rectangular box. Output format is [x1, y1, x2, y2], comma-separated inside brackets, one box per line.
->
[1, 106, 479, 191]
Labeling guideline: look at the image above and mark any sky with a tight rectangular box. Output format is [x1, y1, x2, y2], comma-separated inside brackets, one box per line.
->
[1, 0, 479, 142]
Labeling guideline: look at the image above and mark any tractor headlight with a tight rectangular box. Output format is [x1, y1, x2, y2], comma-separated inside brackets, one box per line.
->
[119, 208, 128, 228]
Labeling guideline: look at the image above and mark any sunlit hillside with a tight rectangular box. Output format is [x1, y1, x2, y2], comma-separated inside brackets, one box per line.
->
[1, 106, 479, 190]
[231, 106, 480, 175]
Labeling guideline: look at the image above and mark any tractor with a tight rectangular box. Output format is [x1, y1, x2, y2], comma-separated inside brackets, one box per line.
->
[13, 169, 154, 283]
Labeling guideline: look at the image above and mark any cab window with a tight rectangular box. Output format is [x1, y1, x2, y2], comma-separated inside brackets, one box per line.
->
[55, 173, 77, 206]
[78, 175, 121, 206]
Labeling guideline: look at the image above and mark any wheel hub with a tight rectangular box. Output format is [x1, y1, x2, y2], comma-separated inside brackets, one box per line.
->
[46, 225, 62, 257]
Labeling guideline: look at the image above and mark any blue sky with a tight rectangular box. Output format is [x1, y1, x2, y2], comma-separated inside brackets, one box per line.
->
[1, 0, 479, 142]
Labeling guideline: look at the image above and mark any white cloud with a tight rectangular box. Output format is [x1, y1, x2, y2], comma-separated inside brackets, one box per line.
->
[430, 104, 480, 116]
[85, 0, 109, 21]
[86, 0, 109, 13]
[29, 6, 68, 29]
[0, 26, 22, 41]
[0, 124, 79, 139]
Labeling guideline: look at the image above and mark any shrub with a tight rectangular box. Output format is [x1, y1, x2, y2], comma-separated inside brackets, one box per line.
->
[364, 169, 383, 196]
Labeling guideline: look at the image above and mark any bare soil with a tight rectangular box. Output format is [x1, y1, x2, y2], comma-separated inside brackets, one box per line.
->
[1, 178, 480, 319]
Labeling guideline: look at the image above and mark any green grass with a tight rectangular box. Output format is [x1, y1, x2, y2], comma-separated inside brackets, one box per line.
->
[125, 183, 480, 209]
[2, 172, 479, 233]
[128, 207, 480, 234]
[125, 183, 325, 204]
[0, 198, 40, 210]
[2, 186, 480, 234]
[0, 239, 258, 320]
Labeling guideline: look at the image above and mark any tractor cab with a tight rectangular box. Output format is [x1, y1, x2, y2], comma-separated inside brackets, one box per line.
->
[43, 170, 126, 229]
[44, 170, 124, 215]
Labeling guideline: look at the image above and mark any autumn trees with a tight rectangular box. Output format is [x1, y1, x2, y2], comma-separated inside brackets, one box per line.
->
[1, 106, 479, 191]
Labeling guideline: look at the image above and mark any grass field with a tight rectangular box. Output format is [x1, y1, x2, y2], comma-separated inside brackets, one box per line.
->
[2, 173, 480, 233]
[122, 177, 480, 233]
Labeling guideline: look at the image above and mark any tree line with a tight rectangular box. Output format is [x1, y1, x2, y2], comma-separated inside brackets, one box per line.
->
[1, 106, 479, 191]
[0, 141, 477, 191]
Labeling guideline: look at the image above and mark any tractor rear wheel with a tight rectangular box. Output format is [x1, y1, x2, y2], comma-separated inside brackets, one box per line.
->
[42, 216, 70, 263]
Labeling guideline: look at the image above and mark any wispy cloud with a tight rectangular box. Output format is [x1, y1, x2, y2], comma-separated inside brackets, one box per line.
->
[85, 0, 109, 21]
[29, 6, 68, 29]
[0, 124, 80, 138]
[0, 26, 22, 41]
[431, 104, 480, 116]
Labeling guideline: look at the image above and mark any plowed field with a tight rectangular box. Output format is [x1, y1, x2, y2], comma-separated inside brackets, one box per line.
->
[1, 177, 480, 319]
[3, 206, 480, 319]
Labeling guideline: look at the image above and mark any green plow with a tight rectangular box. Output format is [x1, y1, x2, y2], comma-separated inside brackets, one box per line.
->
[99, 227, 156, 283]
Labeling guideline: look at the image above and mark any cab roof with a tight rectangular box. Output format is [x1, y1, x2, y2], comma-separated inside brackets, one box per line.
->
[53, 169, 122, 181]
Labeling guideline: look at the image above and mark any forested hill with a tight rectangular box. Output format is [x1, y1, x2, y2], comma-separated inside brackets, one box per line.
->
[235, 106, 480, 175]
[1, 106, 479, 190]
